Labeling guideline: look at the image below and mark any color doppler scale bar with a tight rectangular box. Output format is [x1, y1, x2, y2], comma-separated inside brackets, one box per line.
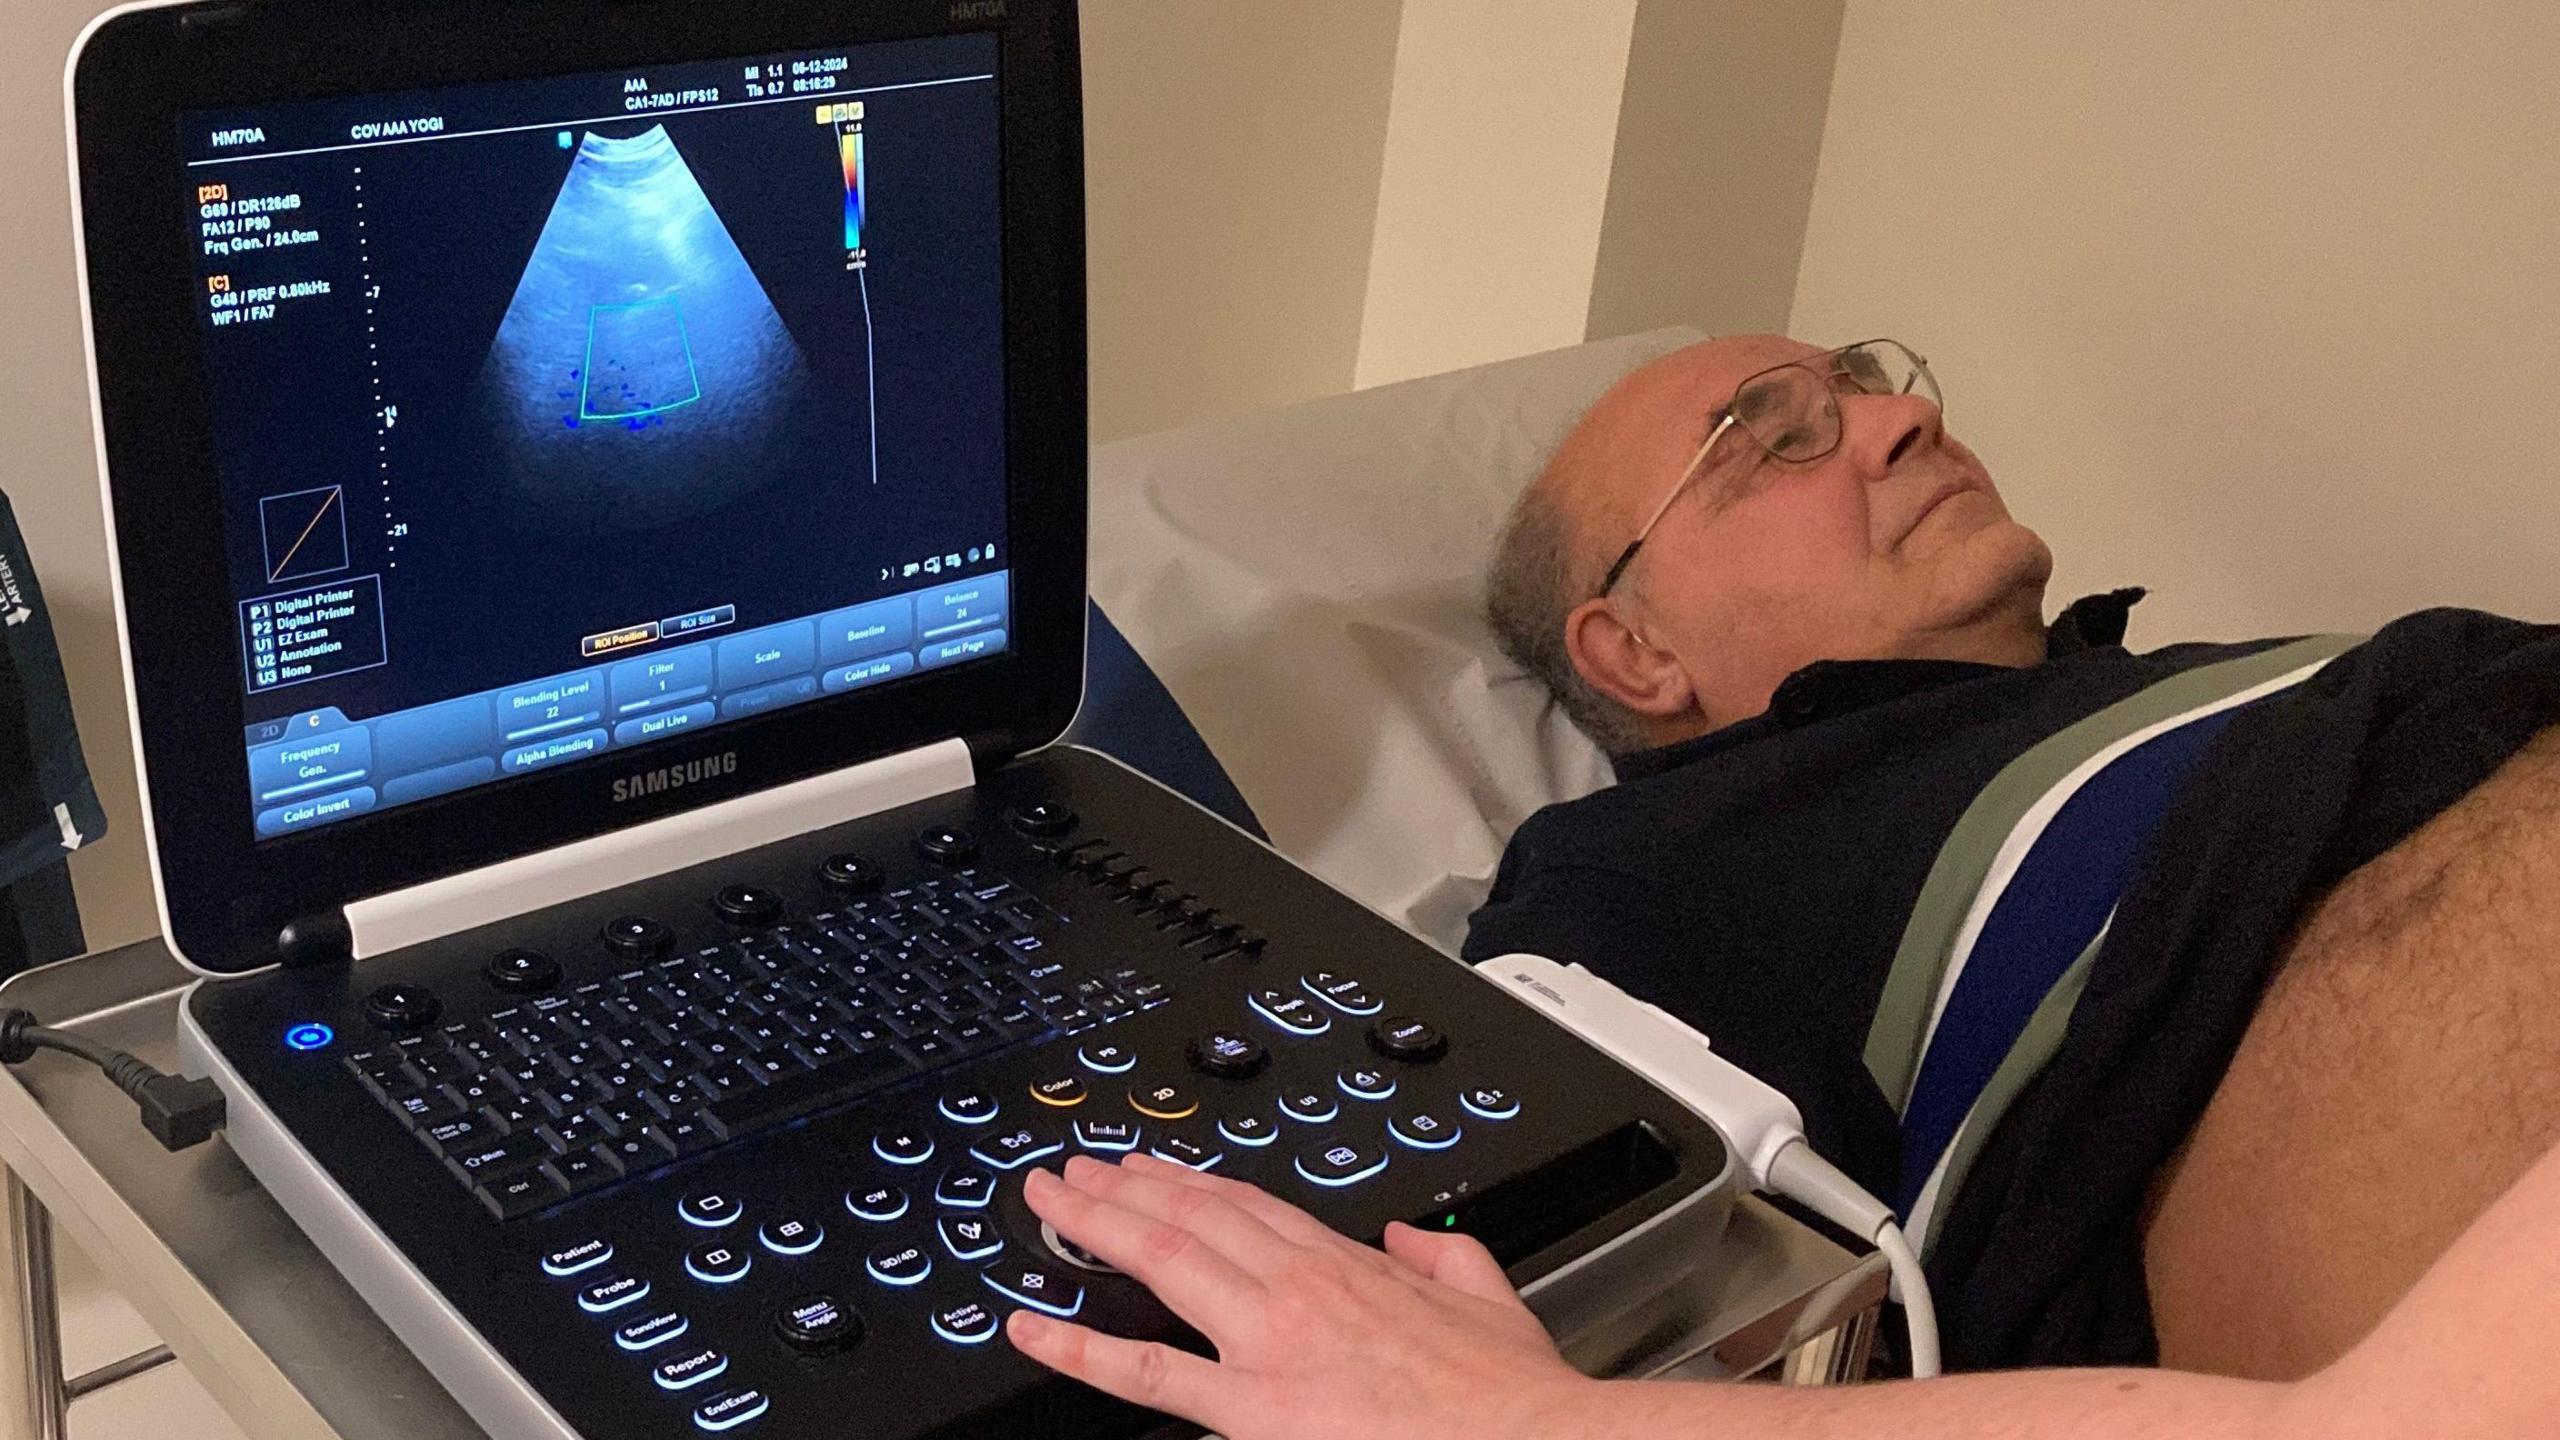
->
[239, 569, 1010, 839]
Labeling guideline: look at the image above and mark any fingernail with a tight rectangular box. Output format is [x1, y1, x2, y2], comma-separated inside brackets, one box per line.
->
[1008, 1310, 1051, 1343]
[1025, 1167, 1056, 1194]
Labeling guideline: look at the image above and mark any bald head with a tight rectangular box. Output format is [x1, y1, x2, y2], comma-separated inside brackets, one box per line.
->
[1488, 335, 2056, 755]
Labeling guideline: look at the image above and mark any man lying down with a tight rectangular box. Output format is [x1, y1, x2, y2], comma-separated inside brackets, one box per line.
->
[992, 335, 2560, 1437]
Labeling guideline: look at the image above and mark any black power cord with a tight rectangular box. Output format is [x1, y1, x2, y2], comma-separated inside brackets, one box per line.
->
[0, 1008, 226, 1152]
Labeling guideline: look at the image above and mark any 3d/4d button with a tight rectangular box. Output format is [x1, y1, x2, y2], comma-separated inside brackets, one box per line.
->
[1294, 1138, 1390, 1189]
[866, 1239, 934, 1288]
[981, 1260, 1086, 1319]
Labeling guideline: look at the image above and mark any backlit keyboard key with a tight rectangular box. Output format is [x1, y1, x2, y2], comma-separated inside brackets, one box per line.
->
[654, 1346, 729, 1392]
[931, 1300, 1000, 1345]
[540, 1238, 613, 1277]
[844, 1184, 910, 1223]
[968, 1123, 1064, 1171]
[693, 1386, 770, 1432]
[578, 1274, 650, 1313]
[614, 1309, 690, 1351]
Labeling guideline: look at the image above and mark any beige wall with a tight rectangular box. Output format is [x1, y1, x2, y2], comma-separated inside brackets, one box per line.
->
[1586, 0, 1844, 343]
[1352, 0, 1642, 388]
[1083, 0, 1403, 442]
[1793, 0, 2560, 646]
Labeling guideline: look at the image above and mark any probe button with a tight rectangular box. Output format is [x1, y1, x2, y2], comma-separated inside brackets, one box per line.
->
[914, 826, 979, 865]
[774, 1293, 861, 1354]
[363, 983, 442, 1032]
[1187, 1030, 1270, 1081]
[1369, 1016, 1449, 1064]
[601, 915, 672, 960]
[484, 949, 561, 994]
[817, 852, 883, 894]
[1007, 801, 1079, 837]
[712, 884, 783, 927]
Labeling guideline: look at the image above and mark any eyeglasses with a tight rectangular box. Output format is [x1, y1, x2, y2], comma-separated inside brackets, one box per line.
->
[1593, 339, 1940, 599]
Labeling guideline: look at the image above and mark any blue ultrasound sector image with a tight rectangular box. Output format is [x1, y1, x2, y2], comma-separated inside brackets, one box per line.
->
[480, 124, 812, 530]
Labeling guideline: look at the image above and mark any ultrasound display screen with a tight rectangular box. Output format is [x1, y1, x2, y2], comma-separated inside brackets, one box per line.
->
[179, 32, 1009, 840]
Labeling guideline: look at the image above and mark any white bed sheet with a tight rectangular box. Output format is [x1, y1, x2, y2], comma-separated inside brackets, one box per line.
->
[1087, 327, 1705, 952]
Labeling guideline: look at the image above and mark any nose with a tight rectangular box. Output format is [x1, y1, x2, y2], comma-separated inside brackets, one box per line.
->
[1835, 392, 1942, 481]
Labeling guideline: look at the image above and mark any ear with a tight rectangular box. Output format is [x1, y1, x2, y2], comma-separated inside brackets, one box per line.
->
[1563, 597, 1698, 722]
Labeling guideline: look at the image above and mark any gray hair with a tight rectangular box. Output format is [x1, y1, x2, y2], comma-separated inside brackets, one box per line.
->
[1485, 481, 1650, 757]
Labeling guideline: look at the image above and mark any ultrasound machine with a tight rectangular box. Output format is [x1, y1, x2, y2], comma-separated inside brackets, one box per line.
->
[65, 2, 1764, 1435]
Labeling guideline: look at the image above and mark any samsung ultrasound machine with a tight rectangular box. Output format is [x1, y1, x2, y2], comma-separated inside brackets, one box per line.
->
[60, 2, 1789, 1435]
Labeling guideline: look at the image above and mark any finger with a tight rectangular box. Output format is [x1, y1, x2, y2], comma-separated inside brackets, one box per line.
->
[1024, 1167, 1270, 1336]
[1115, 1152, 1360, 1253]
[1006, 1310, 1235, 1430]
[1062, 1155, 1311, 1268]
[1381, 1222, 1529, 1308]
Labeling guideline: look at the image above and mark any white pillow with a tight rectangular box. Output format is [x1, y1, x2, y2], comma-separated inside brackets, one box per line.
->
[1088, 327, 1705, 952]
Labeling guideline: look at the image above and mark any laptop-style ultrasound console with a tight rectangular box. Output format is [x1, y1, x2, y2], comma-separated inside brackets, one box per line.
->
[69, 2, 1740, 1435]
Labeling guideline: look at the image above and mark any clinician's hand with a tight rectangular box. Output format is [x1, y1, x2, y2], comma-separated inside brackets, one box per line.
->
[1008, 1153, 1592, 1440]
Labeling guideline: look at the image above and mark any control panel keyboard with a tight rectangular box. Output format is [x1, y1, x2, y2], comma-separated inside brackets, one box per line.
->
[185, 747, 1732, 1440]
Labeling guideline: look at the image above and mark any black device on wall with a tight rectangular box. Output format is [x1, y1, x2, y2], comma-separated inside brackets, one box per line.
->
[69, 2, 1744, 1436]
[0, 489, 106, 974]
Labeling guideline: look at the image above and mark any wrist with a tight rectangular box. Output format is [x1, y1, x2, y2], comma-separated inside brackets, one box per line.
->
[1507, 1371, 1617, 1440]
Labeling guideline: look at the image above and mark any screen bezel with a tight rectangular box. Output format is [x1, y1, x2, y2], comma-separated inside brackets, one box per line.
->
[72, 0, 1087, 974]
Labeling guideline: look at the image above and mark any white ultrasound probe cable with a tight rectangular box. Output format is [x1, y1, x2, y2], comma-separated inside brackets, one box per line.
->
[1483, 955, 1943, 1378]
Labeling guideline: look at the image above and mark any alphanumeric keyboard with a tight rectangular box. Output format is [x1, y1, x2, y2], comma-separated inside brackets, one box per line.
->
[344, 847, 1197, 1222]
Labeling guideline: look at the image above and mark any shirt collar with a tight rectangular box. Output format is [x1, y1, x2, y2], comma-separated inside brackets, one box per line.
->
[1611, 588, 2147, 783]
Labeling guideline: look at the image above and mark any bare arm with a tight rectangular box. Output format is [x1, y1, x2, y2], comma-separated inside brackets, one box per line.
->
[1008, 1142, 2560, 1440]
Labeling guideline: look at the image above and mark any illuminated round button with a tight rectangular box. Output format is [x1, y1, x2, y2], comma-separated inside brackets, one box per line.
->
[1218, 1112, 1279, 1148]
[1029, 1075, 1089, 1108]
[283, 1022, 335, 1052]
[939, 1089, 1001, 1126]
[873, 1128, 936, 1166]
[931, 1300, 1001, 1345]
[1337, 1065, 1398, 1102]
[1127, 1082, 1199, 1121]
[1459, 1085, 1521, 1121]
[600, 915, 672, 960]
[684, 1241, 753, 1285]
[818, 852, 883, 895]
[866, 1240, 933, 1287]
[844, 1184, 910, 1223]
[678, 1189, 744, 1228]
[1078, 1041, 1137, 1075]
[1279, 1087, 1340, 1125]
[1389, 1107, 1463, 1151]
[759, 1216, 826, 1256]
[712, 884, 783, 927]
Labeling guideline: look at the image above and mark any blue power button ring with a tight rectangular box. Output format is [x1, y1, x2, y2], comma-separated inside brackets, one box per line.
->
[284, 1023, 335, 1052]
